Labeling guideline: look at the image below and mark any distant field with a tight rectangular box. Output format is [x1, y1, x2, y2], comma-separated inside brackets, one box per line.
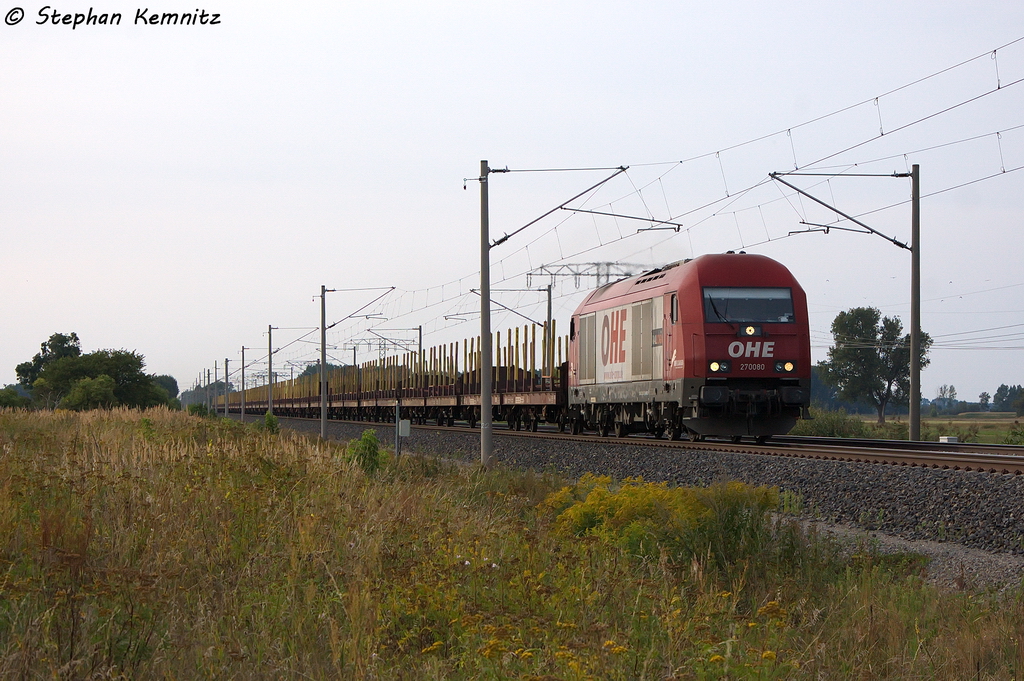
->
[841, 412, 1022, 443]
[921, 414, 1020, 444]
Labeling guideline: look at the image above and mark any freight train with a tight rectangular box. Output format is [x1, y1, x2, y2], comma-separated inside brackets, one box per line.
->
[224, 252, 810, 441]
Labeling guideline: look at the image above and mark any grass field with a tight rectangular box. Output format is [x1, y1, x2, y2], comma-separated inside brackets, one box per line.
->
[2, 407, 1023, 679]
[794, 408, 1024, 443]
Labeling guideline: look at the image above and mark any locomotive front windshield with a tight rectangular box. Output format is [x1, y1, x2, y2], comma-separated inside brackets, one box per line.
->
[703, 287, 795, 323]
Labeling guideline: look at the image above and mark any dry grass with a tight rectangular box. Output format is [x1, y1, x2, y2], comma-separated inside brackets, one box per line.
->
[2, 407, 1023, 679]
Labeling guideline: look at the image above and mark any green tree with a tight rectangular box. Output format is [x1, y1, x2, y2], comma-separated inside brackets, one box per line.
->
[152, 375, 179, 399]
[993, 384, 1022, 412]
[33, 349, 169, 409]
[979, 391, 991, 410]
[0, 386, 30, 408]
[15, 332, 81, 387]
[60, 375, 118, 410]
[297, 362, 343, 378]
[819, 307, 932, 424]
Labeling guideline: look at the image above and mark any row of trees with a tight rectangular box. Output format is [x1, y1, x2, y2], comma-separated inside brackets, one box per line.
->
[816, 307, 1023, 419]
[0, 332, 179, 411]
[929, 384, 1023, 416]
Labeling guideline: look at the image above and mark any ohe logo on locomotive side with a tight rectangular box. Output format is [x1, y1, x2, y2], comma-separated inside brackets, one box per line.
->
[601, 309, 627, 365]
[727, 341, 775, 358]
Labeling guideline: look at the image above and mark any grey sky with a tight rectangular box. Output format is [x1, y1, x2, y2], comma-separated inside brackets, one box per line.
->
[2, 1, 1022, 402]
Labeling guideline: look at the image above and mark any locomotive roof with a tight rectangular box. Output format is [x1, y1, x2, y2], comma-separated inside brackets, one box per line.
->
[573, 252, 801, 313]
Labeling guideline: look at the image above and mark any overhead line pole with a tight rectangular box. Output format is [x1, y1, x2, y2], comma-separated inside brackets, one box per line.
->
[320, 285, 334, 440]
[770, 168, 922, 439]
[224, 358, 229, 417]
[910, 164, 921, 440]
[268, 324, 278, 416]
[480, 160, 496, 469]
[240, 346, 246, 423]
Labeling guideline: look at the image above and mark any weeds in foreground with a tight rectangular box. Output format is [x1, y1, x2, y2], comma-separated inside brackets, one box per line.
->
[1, 407, 1023, 679]
[1005, 421, 1024, 445]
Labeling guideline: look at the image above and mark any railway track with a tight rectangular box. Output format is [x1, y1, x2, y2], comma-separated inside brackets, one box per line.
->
[270, 414, 1024, 475]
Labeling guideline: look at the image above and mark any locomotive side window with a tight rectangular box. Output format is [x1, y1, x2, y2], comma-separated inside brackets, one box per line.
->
[670, 294, 678, 324]
[578, 313, 597, 382]
[702, 287, 794, 323]
[570, 317, 576, 340]
[630, 299, 653, 377]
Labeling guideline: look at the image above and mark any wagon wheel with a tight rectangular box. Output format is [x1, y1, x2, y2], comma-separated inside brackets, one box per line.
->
[571, 417, 583, 435]
[614, 421, 628, 438]
[652, 427, 665, 439]
[468, 413, 477, 429]
[530, 418, 539, 432]
[599, 420, 611, 437]
[557, 414, 567, 433]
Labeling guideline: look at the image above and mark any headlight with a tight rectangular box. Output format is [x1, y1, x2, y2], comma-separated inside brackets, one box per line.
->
[709, 361, 731, 373]
[774, 361, 796, 373]
[738, 325, 762, 337]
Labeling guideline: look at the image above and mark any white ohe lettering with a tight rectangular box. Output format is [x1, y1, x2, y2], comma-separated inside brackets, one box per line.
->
[728, 341, 775, 358]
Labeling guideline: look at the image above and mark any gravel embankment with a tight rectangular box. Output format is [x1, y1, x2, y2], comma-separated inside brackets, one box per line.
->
[269, 416, 1024, 590]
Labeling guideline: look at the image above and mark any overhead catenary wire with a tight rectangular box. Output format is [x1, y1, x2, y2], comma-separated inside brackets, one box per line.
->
[206, 37, 1024, 381]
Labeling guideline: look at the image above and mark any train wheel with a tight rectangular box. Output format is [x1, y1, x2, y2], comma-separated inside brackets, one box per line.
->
[652, 427, 665, 439]
[530, 418, 539, 432]
[557, 414, 566, 433]
[599, 421, 611, 437]
[571, 418, 583, 435]
[614, 421, 628, 438]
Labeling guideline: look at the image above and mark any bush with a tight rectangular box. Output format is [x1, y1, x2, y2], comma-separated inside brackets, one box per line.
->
[254, 411, 280, 434]
[0, 386, 30, 409]
[540, 474, 778, 570]
[186, 403, 211, 418]
[60, 375, 117, 410]
[789, 408, 868, 438]
[1005, 421, 1024, 445]
[348, 428, 383, 475]
[869, 419, 909, 440]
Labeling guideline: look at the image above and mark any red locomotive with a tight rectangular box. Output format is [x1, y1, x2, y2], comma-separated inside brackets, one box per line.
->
[567, 252, 811, 441]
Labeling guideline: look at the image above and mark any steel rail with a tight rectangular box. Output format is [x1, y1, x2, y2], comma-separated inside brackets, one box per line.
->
[254, 414, 1024, 475]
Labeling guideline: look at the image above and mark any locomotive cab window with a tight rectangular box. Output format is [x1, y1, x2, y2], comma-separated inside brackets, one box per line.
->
[702, 287, 794, 323]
